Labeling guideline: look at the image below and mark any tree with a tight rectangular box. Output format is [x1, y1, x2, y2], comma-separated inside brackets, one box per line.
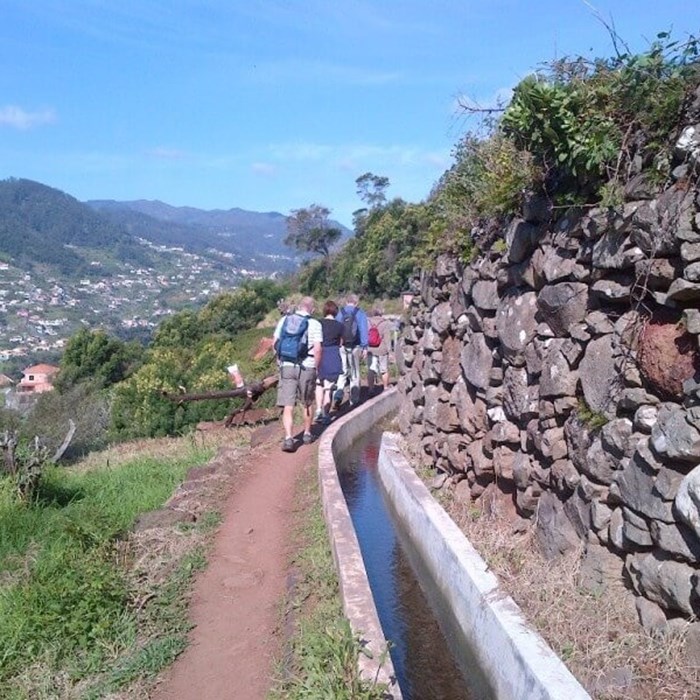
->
[355, 172, 390, 209]
[328, 197, 428, 297]
[56, 327, 142, 391]
[285, 204, 341, 260]
[152, 310, 204, 349]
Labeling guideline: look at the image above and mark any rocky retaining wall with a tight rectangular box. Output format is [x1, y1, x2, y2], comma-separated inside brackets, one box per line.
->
[396, 124, 700, 639]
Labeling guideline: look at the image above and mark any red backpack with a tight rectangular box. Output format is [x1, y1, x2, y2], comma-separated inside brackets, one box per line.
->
[368, 322, 381, 348]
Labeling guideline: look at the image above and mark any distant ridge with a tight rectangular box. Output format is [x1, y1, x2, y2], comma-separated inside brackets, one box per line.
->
[88, 199, 295, 262]
[88, 198, 351, 264]
[0, 177, 350, 280]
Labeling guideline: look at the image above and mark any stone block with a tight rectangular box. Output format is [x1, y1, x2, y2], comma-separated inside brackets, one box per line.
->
[578, 541, 623, 596]
[635, 596, 669, 636]
[649, 519, 700, 564]
[460, 332, 492, 391]
[622, 507, 653, 548]
[579, 334, 620, 417]
[536, 282, 589, 337]
[626, 551, 698, 616]
[535, 491, 583, 559]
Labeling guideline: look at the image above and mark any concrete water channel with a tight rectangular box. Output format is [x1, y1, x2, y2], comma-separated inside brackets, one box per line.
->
[317, 388, 592, 700]
[337, 424, 473, 698]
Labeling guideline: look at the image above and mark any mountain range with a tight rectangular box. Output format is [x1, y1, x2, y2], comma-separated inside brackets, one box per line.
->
[86, 198, 297, 269]
[0, 177, 350, 280]
[0, 177, 351, 366]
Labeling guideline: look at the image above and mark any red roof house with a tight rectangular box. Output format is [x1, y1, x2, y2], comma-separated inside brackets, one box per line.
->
[18, 364, 60, 394]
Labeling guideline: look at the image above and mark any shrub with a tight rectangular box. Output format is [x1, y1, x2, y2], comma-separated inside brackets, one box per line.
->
[431, 133, 540, 257]
[502, 32, 700, 198]
[22, 382, 111, 461]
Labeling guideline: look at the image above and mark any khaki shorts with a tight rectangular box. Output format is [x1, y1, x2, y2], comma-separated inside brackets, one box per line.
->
[277, 365, 317, 407]
[369, 353, 389, 375]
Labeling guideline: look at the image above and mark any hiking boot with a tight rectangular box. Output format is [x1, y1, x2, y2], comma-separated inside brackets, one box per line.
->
[332, 389, 344, 410]
[302, 432, 315, 445]
[313, 410, 323, 423]
[282, 437, 295, 452]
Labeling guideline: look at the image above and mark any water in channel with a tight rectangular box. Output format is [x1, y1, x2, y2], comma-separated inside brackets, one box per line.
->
[337, 425, 474, 700]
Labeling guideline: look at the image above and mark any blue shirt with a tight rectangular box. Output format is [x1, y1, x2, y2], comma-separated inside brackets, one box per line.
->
[336, 304, 369, 349]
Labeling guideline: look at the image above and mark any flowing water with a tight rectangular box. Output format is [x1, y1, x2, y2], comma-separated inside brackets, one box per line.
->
[337, 426, 476, 700]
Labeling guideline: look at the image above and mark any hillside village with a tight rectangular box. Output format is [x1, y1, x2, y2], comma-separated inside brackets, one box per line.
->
[0, 240, 267, 367]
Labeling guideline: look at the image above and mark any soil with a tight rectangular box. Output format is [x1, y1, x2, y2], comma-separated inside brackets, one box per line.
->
[151, 423, 314, 700]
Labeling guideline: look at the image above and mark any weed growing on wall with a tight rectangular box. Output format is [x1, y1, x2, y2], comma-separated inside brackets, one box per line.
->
[502, 32, 700, 200]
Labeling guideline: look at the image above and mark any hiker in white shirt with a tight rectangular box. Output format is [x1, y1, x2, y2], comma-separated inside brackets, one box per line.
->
[273, 296, 322, 452]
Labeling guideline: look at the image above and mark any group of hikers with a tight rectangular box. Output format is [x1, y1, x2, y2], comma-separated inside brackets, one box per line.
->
[271, 294, 395, 452]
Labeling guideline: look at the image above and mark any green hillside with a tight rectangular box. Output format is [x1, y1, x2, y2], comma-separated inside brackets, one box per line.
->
[0, 178, 152, 277]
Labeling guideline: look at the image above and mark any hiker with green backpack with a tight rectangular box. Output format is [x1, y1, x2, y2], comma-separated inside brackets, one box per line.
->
[333, 293, 369, 408]
[272, 296, 323, 452]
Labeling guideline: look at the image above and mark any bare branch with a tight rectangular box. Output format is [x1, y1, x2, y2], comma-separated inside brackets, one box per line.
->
[581, 0, 631, 59]
[456, 96, 506, 115]
[52, 420, 76, 463]
[162, 375, 278, 404]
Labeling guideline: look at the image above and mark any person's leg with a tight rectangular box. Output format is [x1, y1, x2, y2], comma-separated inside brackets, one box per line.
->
[314, 379, 324, 421]
[349, 347, 361, 404]
[282, 405, 294, 438]
[321, 379, 332, 415]
[379, 354, 390, 390]
[277, 366, 298, 450]
[335, 349, 350, 405]
[367, 353, 378, 393]
[303, 403, 313, 434]
[299, 367, 317, 441]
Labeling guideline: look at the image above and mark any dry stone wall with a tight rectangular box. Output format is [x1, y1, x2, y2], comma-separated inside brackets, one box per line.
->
[396, 131, 700, 630]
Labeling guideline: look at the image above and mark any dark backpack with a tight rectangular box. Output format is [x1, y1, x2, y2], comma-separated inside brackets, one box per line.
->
[276, 313, 309, 363]
[341, 307, 360, 347]
[368, 322, 381, 348]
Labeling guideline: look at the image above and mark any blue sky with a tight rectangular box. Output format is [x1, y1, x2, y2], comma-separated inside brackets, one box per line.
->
[1, 1, 697, 228]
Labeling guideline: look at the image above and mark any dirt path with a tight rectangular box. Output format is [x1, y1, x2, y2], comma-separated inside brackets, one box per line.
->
[152, 426, 315, 700]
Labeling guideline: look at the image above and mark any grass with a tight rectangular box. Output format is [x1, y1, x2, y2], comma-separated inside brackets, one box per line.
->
[576, 398, 609, 430]
[0, 432, 233, 699]
[81, 547, 208, 699]
[269, 462, 388, 700]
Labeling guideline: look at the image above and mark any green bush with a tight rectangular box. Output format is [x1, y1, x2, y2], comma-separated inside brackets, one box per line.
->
[325, 199, 434, 296]
[55, 328, 143, 392]
[108, 278, 285, 440]
[110, 326, 277, 440]
[21, 382, 111, 461]
[431, 133, 541, 256]
[502, 32, 700, 196]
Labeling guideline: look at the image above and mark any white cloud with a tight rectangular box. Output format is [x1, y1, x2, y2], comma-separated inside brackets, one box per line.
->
[268, 142, 333, 161]
[422, 151, 451, 169]
[0, 105, 56, 130]
[145, 147, 187, 160]
[268, 141, 440, 167]
[251, 162, 278, 176]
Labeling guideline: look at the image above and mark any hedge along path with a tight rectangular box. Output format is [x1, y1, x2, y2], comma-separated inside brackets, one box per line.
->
[152, 426, 313, 700]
